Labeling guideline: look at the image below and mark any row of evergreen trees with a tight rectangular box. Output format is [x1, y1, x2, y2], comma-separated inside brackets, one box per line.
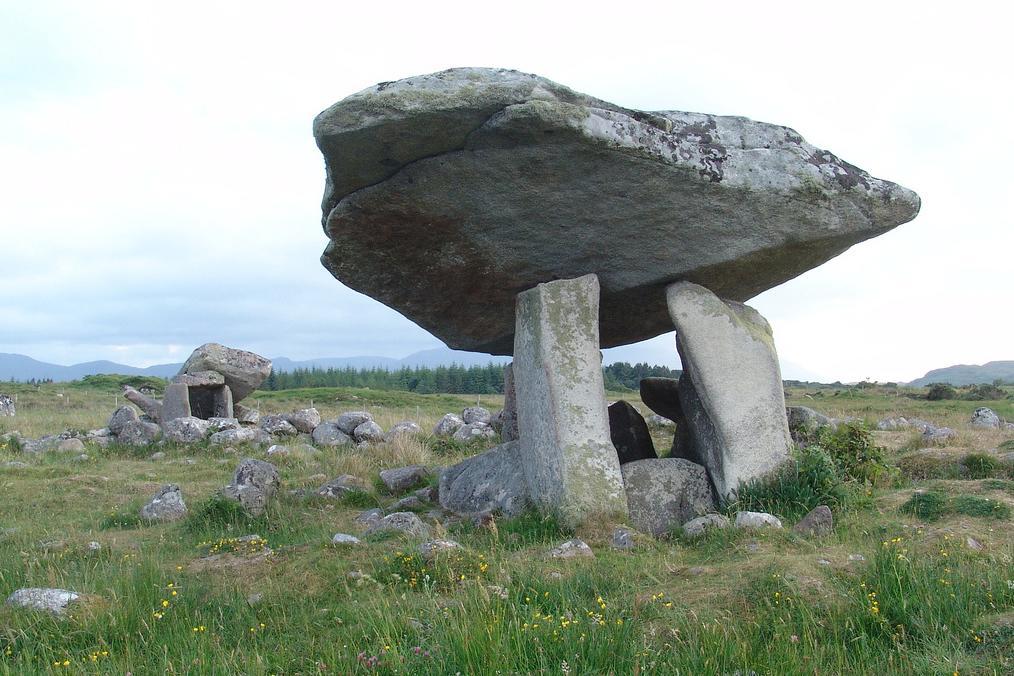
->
[261, 362, 682, 394]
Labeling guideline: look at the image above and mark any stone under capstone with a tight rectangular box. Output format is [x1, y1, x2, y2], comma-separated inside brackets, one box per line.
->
[314, 67, 920, 355]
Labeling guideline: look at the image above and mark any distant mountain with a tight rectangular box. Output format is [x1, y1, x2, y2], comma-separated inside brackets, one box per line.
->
[908, 361, 1014, 387]
[0, 347, 513, 382]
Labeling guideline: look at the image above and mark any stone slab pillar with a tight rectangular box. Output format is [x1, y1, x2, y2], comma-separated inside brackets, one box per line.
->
[162, 383, 192, 423]
[513, 273, 627, 526]
[666, 281, 792, 499]
[214, 385, 234, 419]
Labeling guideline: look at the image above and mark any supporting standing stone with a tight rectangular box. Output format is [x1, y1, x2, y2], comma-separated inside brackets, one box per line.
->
[514, 274, 627, 525]
[162, 383, 192, 422]
[214, 385, 234, 419]
[666, 282, 792, 499]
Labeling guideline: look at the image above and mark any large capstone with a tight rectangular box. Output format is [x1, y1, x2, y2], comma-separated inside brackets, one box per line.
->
[178, 344, 271, 403]
[667, 282, 792, 498]
[314, 68, 920, 354]
[514, 274, 627, 524]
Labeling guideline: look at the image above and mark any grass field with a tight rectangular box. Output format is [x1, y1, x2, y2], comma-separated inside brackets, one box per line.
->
[0, 380, 1012, 674]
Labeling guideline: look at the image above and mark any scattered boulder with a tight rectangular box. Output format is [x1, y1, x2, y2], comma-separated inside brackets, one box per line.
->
[792, 505, 833, 537]
[667, 282, 792, 499]
[56, 438, 85, 453]
[608, 400, 657, 465]
[317, 475, 369, 499]
[877, 416, 912, 431]
[355, 508, 384, 527]
[331, 533, 363, 546]
[234, 403, 260, 425]
[260, 415, 298, 437]
[462, 406, 492, 425]
[311, 422, 352, 447]
[266, 444, 290, 457]
[209, 427, 259, 446]
[433, 413, 465, 437]
[452, 422, 496, 442]
[117, 420, 161, 446]
[285, 408, 321, 433]
[786, 406, 834, 443]
[639, 377, 683, 423]
[439, 441, 529, 517]
[379, 465, 430, 493]
[923, 426, 957, 443]
[682, 513, 731, 537]
[970, 407, 1001, 429]
[611, 527, 636, 550]
[314, 68, 918, 355]
[0, 394, 15, 417]
[222, 459, 280, 517]
[139, 484, 188, 522]
[734, 511, 783, 529]
[387, 421, 422, 438]
[5, 588, 80, 615]
[364, 512, 431, 538]
[208, 417, 240, 432]
[335, 411, 374, 435]
[549, 538, 594, 559]
[418, 539, 462, 560]
[621, 458, 716, 537]
[122, 386, 164, 423]
[179, 343, 271, 402]
[163, 416, 211, 444]
[108, 406, 139, 435]
[353, 420, 385, 443]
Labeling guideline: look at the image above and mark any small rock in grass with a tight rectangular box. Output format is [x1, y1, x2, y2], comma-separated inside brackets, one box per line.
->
[379, 465, 429, 493]
[266, 444, 290, 457]
[611, 527, 636, 550]
[364, 512, 431, 538]
[391, 495, 426, 512]
[418, 539, 462, 560]
[682, 513, 731, 537]
[318, 475, 369, 499]
[149, 451, 166, 461]
[355, 508, 384, 526]
[86, 541, 101, 552]
[734, 511, 782, 529]
[6, 588, 81, 615]
[792, 505, 833, 537]
[331, 533, 363, 546]
[549, 538, 594, 559]
[848, 553, 866, 562]
[387, 421, 422, 438]
[139, 484, 187, 522]
[57, 438, 85, 453]
[966, 536, 983, 551]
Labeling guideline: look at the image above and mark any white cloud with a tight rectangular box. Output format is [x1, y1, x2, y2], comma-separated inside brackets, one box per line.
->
[1, 0, 1011, 382]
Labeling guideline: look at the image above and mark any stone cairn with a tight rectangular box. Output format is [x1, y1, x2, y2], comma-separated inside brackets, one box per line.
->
[313, 68, 920, 529]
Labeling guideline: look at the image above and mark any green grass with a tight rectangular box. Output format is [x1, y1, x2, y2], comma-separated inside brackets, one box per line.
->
[1, 383, 1013, 673]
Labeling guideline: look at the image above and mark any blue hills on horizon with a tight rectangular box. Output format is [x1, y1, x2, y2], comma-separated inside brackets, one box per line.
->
[0, 348, 512, 383]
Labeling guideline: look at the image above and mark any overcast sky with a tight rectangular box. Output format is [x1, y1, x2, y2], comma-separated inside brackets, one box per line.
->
[1, 1, 1010, 383]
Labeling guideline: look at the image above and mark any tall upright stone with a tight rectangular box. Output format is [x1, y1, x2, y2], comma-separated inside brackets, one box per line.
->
[162, 383, 192, 422]
[666, 282, 791, 499]
[513, 274, 627, 525]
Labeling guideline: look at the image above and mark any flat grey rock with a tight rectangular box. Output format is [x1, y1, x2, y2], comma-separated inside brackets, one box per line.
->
[438, 441, 529, 516]
[311, 422, 352, 447]
[314, 67, 920, 354]
[682, 513, 731, 537]
[734, 511, 783, 529]
[379, 465, 429, 493]
[621, 458, 716, 537]
[117, 420, 161, 446]
[549, 538, 594, 559]
[140, 484, 187, 522]
[6, 588, 80, 615]
[364, 512, 431, 539]
[331, 533, 362, 546]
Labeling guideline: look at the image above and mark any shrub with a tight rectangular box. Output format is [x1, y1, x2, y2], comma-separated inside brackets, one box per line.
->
[730, 445, 851, 520]
[961, 383, 1006, 401]
[961, 453, 1000, 479]
[816, 422, 897, 486]
[183, 493, 266, 534]
[900, 491, 949, 521]
[926, 383, 958, 400]
[951, 495, 1011, 519]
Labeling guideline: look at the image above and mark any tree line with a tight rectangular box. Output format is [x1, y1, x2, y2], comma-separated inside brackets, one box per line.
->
[261, 362, 682, 394]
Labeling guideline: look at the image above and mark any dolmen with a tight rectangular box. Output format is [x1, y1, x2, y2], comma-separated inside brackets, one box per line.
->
[313, 68, 920, 529]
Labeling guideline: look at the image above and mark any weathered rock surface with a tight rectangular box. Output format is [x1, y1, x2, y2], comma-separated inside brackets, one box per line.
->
[353, 420, 385, 443]
[608, 401, 657, 465]
[364, 512, 431, 539]
[682, 513, 731, 537]
[433, 413, 465, 437]
[439, 441, 529, 516]
[335, 411, 373, 435]
[379, 465, 429, 493]
[5, 588, 80, 615]
[462, 406, 492, 425]
[117, 420, 161, 446]
[311, 422, 352, 447]
[418, 539, 462, 560]
[57, 438, 85, 453]
[123, 386, 163, 423]
[260, 415, 298, 437]
[793, 505, 833, 537]
[223, 459, 280, 517]
[331, 533, 363, 546]
[621, 458, 716, 537]
[734, 511, 783, 529]
[163, 416, 211, 444]
[317, 474, 368, 499]
[209, 427, 259, 445]
[0, 394, 15, 417]
[786, 406, 835, 443]
[667, 282, 792, 498]
[314, 67, 920, 354]
[285, 408, 321, 434]
[514, 275, 627, 525]
[234, 403, 260, 425]
[140, 484, 188, 522]
[161, 383, 192, 422]
[549, 538, 594, 559]
[970, 407, 1001, 429]
[452, 421, 496, 442]
[179, 343, 271, 402]
[387, 421, 422, 438]
[108, 406, 139, 435]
